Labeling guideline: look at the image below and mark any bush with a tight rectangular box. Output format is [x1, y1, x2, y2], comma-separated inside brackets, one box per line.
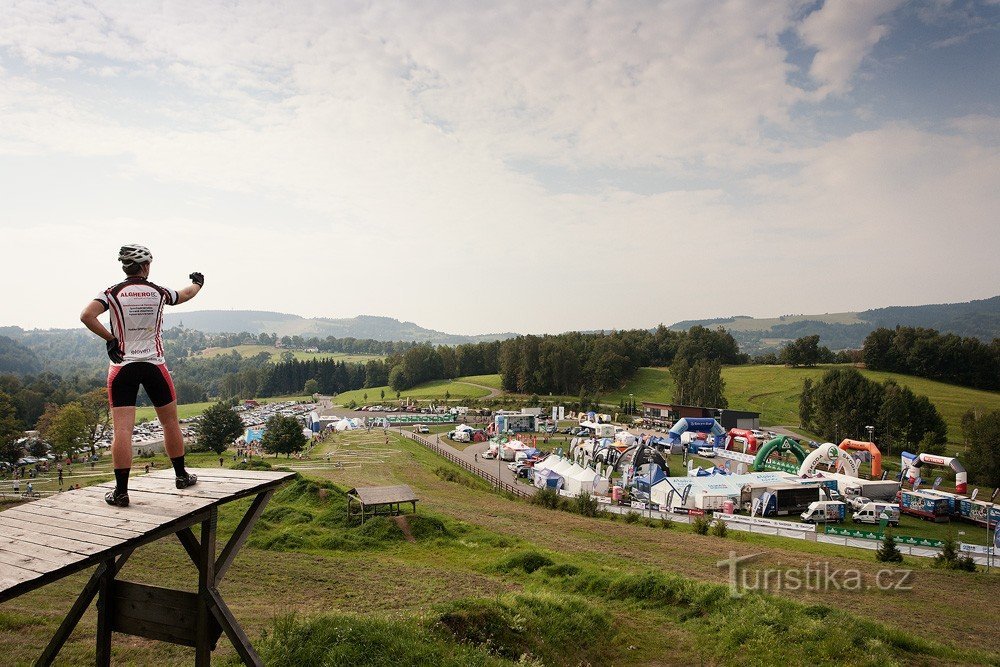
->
[496, 551, 554, 574]
[573, 492, 600, 517]
[692, 515, 711, 535]
[710, 519, 728, 538]
[232, 459, 273, 470]
[531, 487, 561, 510]
[661, 517, 674, 530]
[933, 537, 976, 571]
[622, 511, 639, 524]
[876, 530, 904, 563]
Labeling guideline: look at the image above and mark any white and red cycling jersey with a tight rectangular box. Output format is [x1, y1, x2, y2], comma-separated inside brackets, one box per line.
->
[95, 277, 177, 365]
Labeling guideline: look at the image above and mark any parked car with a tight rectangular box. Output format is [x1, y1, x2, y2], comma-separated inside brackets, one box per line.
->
[847, 496, 873, 511]
[414, 425, 429, 434]
[696, 446, 716, 458]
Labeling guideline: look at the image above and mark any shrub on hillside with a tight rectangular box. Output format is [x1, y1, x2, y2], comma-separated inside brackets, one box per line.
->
[573, 492, 600, 517]
[710, 519, 728, 538]
[876, 530, 903, 563]
[232, 459, 273, 471]
[531, 487, 561, 509]
[692, 515, 711, 535]
[495, 551, 554, 574]
[934, 537, 976, 571]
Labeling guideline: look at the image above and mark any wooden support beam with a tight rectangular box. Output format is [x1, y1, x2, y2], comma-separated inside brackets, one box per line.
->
[95, 558, 114, 667]
[176, 527, 201, 566]
[215, 490, 273, 582]
[195, 508, 217, 667]
[206, 587, 263, 667]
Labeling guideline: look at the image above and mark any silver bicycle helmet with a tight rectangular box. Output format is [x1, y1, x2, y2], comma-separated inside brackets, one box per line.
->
[118, 244, 153, 265]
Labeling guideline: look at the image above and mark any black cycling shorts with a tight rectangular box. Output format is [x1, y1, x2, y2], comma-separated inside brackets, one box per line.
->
[107, 362, 177, 408]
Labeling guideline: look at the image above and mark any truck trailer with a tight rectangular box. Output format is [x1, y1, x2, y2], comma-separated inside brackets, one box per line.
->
[753, 483, 823, 517]
[900, 490, 950, 522]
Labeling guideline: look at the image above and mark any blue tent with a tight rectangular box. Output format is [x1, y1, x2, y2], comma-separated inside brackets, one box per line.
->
[632, 464, 667, 493]
[533, 468, 563, 490]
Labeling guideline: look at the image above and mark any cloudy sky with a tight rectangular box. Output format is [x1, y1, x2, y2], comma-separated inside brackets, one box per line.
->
[1, 1, 998, 335]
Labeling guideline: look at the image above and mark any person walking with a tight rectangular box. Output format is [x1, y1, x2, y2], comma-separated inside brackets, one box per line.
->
[80, 244, 203, 507]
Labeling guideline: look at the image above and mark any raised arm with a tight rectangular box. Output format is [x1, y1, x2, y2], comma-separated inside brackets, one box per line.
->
[174, 272, 204, 305]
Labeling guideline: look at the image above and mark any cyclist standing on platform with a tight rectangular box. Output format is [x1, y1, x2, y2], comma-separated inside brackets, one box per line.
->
[80, 244, 204, 507]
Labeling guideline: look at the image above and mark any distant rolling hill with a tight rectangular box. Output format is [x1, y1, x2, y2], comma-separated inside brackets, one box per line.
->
[162, 311, 516, 345]
[668, 295, 1000, 353]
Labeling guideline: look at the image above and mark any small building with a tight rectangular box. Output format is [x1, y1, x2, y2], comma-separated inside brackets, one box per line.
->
[641, 402, 760, 430]
[347, 485, 419, 524]
[495, 412, 537, 433]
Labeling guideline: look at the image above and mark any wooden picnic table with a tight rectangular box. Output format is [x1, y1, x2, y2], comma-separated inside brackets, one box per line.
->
[0, 467, 294, 666]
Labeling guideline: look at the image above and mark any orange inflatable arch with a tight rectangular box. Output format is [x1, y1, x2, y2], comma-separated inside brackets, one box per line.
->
[838, 439, 882, 479]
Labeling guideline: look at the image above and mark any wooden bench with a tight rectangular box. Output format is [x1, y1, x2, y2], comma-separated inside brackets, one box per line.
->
[0, 467, 294, 666]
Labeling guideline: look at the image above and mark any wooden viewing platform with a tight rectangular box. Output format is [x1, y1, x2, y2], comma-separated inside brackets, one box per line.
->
[0, 467, 295, 666]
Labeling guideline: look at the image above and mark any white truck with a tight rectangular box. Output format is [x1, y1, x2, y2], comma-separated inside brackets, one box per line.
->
[852, 502, 900, 527]
[801, 500, 847, 523]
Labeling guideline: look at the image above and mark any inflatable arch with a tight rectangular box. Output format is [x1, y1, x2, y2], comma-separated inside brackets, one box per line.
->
[608, 442, 669, 479]
[668, 418, 726, 452]
[838, 439, 882, 479]
[725, 428, 759, 455]
[798, 442, 859, 477]
[752, 436, 808, 472]
[902, 451, 968, 494]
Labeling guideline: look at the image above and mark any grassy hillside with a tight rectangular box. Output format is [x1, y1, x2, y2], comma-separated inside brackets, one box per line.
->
[3, 432, 995, 665]
[456, 374, 503, 390]
[722, 365, 1000, 445]
[458, 367, 1000, 446]
[670, 312, 866, 332]
[331, 379, 491, 406]
[194, 344, 383, 363]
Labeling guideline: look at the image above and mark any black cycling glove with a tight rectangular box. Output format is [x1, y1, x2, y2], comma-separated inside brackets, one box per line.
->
[106, 337, 124, 364]
[189, 272, 204, 287]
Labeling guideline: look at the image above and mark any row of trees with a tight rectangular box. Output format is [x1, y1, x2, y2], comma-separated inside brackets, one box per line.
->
[863, 326, 1000, 391]
[496, 326, 743, 395]
[0, 387, 111, 464]
[799, 368, 947, 454]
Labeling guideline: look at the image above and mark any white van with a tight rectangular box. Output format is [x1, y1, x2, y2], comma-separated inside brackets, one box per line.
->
[800, 500, 846, 523]
[852, 502, 900, 527]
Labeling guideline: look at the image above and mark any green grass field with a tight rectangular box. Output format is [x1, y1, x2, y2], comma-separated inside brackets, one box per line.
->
[194, 344, 383, 364]
[455, 374, 503, 390]
[331, 380, 491, 406]
[3, 431, 996, 665]
[441, 366, 999, 448]
[721, 365, 1000, 446]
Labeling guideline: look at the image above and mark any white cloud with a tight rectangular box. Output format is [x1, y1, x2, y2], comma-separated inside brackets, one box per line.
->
[797, 0, 904, 98]
[0, 1, 996, 334]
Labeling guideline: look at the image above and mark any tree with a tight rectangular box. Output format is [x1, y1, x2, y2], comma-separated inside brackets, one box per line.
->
[197, 402, 245, 455]
[40, 402, 89, 459]
[380, 389, 385, 401]
[965, 410, 1000, 487]
[261, 414, 307, 458]
[79, 388, 112, 454]
[780, 335, 826, 367]
[876, 529, 903, 563]
[799, 378, 814, 428]
[303, 379, 319, 395]
[0, 391, 24, 465]
[673, 359, 726, 408]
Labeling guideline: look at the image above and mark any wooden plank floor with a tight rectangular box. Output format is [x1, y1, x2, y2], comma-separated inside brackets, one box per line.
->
[0, 468, 294, 604]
